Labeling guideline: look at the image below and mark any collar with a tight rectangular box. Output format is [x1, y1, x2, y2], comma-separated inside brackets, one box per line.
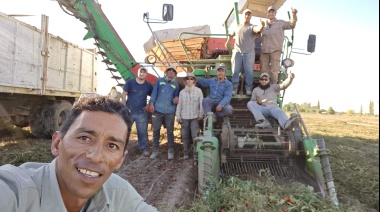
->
[41, 158, 112, 212]
[269, 17, 277, 24]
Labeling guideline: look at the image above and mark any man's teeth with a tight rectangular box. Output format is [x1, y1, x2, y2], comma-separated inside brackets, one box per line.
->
[78, 168, 100, 177]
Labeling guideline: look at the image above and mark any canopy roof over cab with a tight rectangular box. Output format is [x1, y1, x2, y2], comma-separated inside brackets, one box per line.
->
[225, 0, 286, 27]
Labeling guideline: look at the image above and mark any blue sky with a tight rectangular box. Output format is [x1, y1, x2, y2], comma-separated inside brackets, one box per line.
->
[1, 0, 379, 113]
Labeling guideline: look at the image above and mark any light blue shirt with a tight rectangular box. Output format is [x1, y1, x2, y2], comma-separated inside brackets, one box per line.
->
[0, 158, 157, 212]
[196, 77, 233, 107]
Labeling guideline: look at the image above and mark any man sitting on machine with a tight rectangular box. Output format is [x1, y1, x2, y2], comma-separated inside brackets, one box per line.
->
[247, 72, 297, 130]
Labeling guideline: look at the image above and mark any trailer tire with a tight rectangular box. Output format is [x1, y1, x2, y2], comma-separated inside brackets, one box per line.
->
[30, 100, 72, 138]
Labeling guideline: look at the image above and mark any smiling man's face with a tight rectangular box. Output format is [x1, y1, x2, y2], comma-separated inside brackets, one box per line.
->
[51, 111, 128, 201]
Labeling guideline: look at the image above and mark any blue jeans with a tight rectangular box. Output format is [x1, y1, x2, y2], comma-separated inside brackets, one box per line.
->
[152, 112, 175, 149]
[247, 101, 289, 128]
[231, 51, 255, 91]
[202, 98, 233, 117]
[127, 112, 149, 151]
[180, 119, 200, 155]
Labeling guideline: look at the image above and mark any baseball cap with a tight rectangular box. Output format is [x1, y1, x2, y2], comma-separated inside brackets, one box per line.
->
[217, 63, 227, 71]
[267, 6, 276, 12]
[138, 67, 147, 72]
[242, 8, 252, 15]
[165, 66, 177, 73]
[260, 72, 270, 78]
[185, 72, 197, 81]
[137, 67, 147, 77]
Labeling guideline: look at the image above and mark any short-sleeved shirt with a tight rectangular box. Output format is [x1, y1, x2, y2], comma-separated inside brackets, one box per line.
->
[0, 159, 157, 212]
[233, 24, 260, 54]
[123, 78, 153, 114]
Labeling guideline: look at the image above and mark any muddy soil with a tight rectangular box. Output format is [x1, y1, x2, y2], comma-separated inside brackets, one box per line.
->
[117, 128, 198, 211]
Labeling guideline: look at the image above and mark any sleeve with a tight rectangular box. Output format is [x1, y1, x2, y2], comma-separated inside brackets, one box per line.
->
[196, 77, 212, 88]
[147, 83, 153, 96]
[174, 82, 180, 98]
[252, 25, 263, 34]
[0, 171, 19, 211]
[149, 80, 159, 105]
[198, 88, 204, 117]
[283, 14, 297, 30]
[250, 88, 258, 102]
[0, 165, 40, 211]
[176, 91, 183, 118]
[123, 80, 130, 92]
[278, 76, 293, 91]
[219, 82, 233, 107]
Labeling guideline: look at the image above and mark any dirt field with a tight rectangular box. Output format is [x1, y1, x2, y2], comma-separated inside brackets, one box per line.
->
[0, 113, 379, 211]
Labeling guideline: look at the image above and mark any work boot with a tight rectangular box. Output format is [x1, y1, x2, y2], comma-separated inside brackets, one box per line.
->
[150, 149, 159, 160]
[183, 153, 189, 160]
[255, 120, 271, 129]
[284, 117, 298, 131]
[168, 148, 174, 160]
[232, 87, 238, 95]
[143, 149, 150, 157]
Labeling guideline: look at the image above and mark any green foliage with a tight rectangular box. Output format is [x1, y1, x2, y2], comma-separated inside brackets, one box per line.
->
[283, 102, 320, 113]
[177, 176, 355, 212]
[327, 107, 335, 115]
[369, 100, 374, 115]
[360, 105, 363, 115]
[346, 110, 355, 115]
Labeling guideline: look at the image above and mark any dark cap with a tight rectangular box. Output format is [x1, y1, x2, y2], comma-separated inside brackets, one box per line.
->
[217, 63, 227, 71]
[260, 72, 270, 78]
[267, 6, 276, 12]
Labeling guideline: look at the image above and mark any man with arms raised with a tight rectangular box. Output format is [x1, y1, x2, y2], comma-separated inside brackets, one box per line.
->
[0, 96, 157, 212]
[247, 72, 297, 130]
[261, 6, 298, 84]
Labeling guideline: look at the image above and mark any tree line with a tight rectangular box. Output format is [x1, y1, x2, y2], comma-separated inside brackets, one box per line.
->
[283, 100, 377, 115]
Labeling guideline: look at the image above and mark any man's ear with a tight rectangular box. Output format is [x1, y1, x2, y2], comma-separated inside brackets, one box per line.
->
[115, 150, 128, 171]
[51, 131, 62, 157]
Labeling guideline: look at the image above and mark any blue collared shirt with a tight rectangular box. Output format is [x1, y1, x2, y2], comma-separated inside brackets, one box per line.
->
[149, 77, 179, 114]
[0, 159, 157, 212]
[196, 77, 233, 107]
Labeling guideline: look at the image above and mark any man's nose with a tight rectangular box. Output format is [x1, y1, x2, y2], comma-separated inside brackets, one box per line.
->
[86, 143, 104, 162]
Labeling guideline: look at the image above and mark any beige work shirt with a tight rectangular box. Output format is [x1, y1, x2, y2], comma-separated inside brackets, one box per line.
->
[0, 158, 157, 212]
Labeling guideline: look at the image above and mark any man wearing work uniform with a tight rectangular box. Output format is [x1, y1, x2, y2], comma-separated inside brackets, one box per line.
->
[148, 66, 180, 160]
[247, 72, 298, 130]
[225, 8, 265, 95]
[260, 6, 298, 84]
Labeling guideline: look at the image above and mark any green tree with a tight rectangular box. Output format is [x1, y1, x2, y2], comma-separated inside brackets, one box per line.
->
[360, 104, 363, 115]
[317, 100, 320, 110]
[369, 100, 374, 115]
[346, 109, 355, 115]
[327, 107, 335, 115]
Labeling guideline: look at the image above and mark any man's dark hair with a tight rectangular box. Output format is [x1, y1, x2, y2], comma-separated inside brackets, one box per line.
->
[60, 96, 131, 147]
